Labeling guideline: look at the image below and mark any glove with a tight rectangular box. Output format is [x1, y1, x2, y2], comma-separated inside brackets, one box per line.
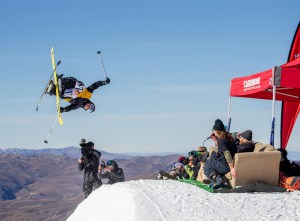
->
[105, 77, 110, 84]
[60, 107, 65, 113]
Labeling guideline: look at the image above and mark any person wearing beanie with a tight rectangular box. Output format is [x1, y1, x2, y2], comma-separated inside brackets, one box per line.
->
[98, 160, 125, 184]
[203, 119, 237, 189]
[237, 130, 254, 153]
[157, 161, 190, 180]
[78, 140, 102, 198]
[187, 146, 209, 179]
[178, 156, 186, 164]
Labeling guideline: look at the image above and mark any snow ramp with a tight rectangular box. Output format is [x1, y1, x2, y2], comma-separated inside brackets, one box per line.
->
[67, 179, 300, 221]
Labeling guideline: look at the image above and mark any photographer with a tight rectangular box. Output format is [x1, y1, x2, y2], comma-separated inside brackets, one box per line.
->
[188, 146, 209, 167]
[98, 160, 125, 184]
[78, 139, 102, 198]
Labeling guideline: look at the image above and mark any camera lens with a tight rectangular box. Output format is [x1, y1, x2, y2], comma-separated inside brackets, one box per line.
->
[188, 151, 195, 156]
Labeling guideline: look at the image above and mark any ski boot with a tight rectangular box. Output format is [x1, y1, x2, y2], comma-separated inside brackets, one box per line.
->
[210, 175, 227, 189]
[45, 80, 56, 96]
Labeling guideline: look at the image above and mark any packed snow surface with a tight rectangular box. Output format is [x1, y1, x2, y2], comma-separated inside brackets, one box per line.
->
[68, 179, 300, 221]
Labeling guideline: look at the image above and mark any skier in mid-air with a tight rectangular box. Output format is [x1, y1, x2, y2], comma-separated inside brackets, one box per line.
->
[46, 75, 110, 113]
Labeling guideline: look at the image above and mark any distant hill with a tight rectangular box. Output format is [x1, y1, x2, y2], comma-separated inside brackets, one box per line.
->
[0, 146, 134, 160]
[0, 150, 180, 221]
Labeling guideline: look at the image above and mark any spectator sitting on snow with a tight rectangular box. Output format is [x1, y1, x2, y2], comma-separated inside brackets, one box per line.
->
[178, 156, 189, 165]
[187, 146, 208, 173]
[277, 148, 292, 176]
[204, 119, 237, 189]
[184, 158, 198, 180]
[158, 161, 190, 180]
[236, 130, 255, 153]
[193, 146, 209, 167]
[98, 160, 125, 184]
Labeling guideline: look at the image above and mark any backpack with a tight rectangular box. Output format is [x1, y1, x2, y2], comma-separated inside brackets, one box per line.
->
[280, 175, 300, 191]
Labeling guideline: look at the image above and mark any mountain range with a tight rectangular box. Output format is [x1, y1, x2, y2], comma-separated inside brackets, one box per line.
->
[0, 147, 181, 221]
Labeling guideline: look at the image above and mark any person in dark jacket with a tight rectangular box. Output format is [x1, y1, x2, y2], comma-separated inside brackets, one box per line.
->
[46, 75, 110, 113]
[98, 160, 125, 184]
[78, 140, 102, 198]
[236, 130, 255, 152]
[157, 157, 190, 180]
[188, 146, 209, 169]
[204, 119, 237, 189]
[60, 98, 96, 113]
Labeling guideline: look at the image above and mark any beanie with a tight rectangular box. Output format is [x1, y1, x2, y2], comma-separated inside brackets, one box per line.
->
[178, 156, 186, 163]
[86, 141, 94, 148]
[240, 130, 252, 141]
[213, 119, 225, 131]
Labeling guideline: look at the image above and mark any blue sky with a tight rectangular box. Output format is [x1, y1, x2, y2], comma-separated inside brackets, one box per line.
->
[1, 0, 300, 153]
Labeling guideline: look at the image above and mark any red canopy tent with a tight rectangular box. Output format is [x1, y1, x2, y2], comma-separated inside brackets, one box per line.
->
[228, 22, 300, 149]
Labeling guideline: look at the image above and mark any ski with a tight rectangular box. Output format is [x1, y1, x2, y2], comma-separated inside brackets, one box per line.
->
[36, 60, 61, 111]
[51, 47, 63, 125]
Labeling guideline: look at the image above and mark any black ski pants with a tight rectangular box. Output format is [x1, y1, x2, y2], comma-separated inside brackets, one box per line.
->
[87, 80, 106, 93]
[83, 171, 102, 198]
[60, 77, 78, 90]
[204, 152, 230, 178]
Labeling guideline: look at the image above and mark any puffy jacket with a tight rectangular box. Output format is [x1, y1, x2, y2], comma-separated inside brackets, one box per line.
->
[63, 98, 91, 112]
[78, 149, 101, 173]
[237, 141, 254, 153]
[98, 168, 125, 184]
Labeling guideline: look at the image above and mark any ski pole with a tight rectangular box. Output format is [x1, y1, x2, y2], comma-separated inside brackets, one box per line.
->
[44, 115, 58, 144]
[97, 51, 108, 78]
[36, 60, 61, 111]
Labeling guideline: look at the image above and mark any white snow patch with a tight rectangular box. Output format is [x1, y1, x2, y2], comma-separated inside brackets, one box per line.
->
[67, 179, 300, 221]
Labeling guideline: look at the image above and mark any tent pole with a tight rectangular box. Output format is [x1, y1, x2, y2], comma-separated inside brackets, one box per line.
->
[227, 83, 232, 132]
[270, 68, 276, 146]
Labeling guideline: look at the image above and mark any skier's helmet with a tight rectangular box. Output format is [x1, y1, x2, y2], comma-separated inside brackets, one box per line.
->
[89, 102, 95, 113]
[84, 101, 95, 113]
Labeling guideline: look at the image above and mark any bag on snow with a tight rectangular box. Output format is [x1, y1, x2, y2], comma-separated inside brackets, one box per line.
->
[280, 175, 300, 191]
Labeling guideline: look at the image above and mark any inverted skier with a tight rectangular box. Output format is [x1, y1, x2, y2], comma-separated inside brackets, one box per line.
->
[46, 75, 110, 113]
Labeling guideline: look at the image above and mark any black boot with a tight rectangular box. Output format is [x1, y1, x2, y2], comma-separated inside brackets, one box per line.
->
[210, 175, 227, 189]
[45, 81, 55, 95]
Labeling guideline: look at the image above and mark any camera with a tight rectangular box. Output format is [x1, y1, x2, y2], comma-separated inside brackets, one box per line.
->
[81, 146, 92, 156]
[188, 151, 198, 157]
[188, 150, 205, 157]
[80, 142, 94, 157]
[100, 160, 106, 168]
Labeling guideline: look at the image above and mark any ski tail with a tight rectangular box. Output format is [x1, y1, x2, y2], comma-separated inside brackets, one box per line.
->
[51, 47, 63, 125]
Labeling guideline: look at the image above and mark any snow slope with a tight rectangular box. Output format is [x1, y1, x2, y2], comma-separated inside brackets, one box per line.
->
[67, 180, 300, 221]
